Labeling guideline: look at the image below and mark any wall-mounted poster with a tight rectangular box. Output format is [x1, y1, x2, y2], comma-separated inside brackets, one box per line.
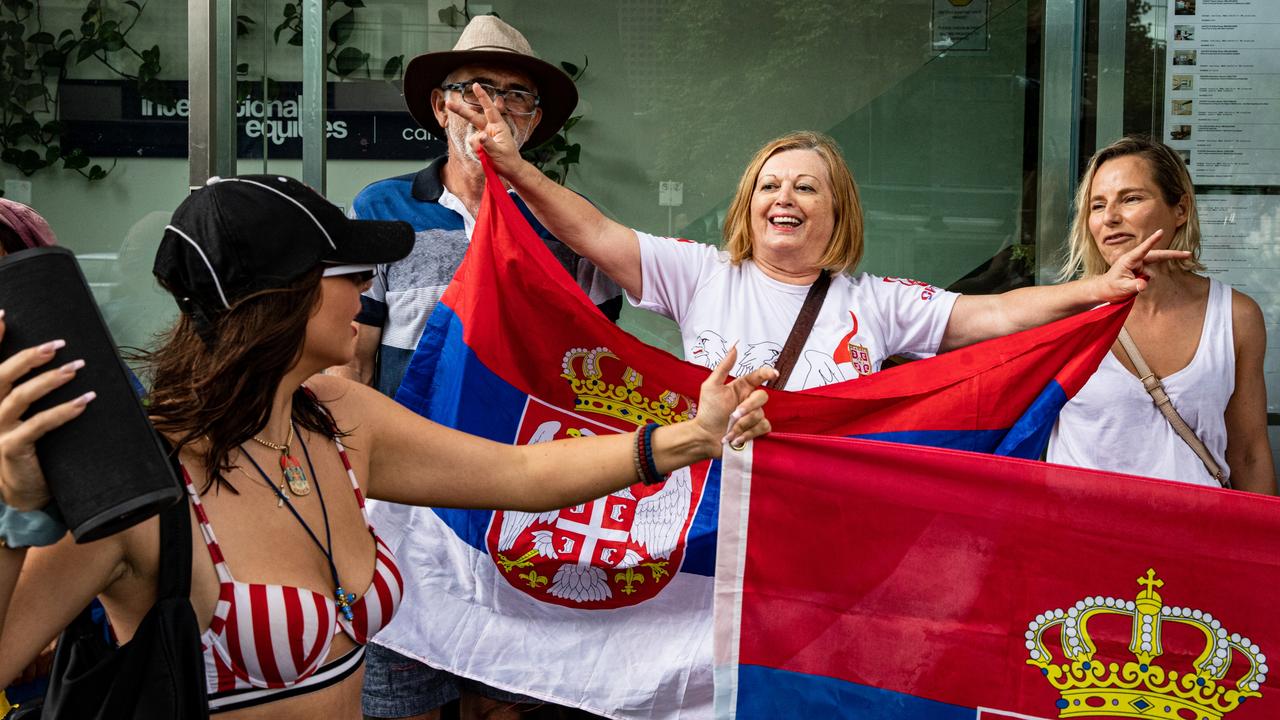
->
[1164, 0, 1280, 185]
[932, 0, 988, 53]
[1198, 193, 1280, 414]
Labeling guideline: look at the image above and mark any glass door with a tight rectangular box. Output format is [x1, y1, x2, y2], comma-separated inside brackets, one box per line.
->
[1088, 0, 1280, 474]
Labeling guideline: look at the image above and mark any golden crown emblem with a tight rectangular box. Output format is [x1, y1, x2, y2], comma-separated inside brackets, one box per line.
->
[1026, 569, 1267, 719]
[560, 347, 695, 427]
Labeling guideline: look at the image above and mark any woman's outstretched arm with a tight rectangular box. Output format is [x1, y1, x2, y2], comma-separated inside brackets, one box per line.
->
[941, 231, 1191, 351]
[334, 347, 775, 511]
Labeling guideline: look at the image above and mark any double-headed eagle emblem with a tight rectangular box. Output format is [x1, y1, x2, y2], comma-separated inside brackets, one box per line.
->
[487, 348, 701, 607]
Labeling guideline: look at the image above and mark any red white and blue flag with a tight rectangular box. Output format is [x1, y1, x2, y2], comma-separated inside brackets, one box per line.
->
[715, 434, 1279, 719]
[369, 155, 1130, 718]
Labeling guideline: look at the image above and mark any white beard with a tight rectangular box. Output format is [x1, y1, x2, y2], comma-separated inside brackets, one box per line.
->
[448, 115, 528, 165]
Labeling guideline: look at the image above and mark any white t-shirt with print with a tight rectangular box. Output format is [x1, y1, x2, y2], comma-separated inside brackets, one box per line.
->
[628, 231, 960, 391]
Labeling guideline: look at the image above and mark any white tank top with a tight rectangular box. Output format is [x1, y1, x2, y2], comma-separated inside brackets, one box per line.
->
[1047, 278, 1234, 487]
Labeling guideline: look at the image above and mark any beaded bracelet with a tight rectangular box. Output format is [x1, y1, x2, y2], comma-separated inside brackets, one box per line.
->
[631, 427, 647, 485]
[638, 423, 666, 486]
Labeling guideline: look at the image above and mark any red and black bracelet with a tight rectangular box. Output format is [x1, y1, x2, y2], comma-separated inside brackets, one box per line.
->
[633, 422, 667, 486]
[631, 426, 647, 484]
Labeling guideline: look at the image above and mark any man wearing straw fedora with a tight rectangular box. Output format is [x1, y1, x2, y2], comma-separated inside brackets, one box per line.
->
[343, 14, 620, 720]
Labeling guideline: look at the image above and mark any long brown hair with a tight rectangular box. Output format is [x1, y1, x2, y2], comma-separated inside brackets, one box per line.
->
[146, 267, 344, 493]
[1059, 135, 1203, 281]
[722, 131, 865, 275]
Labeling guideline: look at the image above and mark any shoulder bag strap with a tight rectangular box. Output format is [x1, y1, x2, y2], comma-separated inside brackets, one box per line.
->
[768, 270, 831, 390]
[1114, 328, 1229, 488]
[155, 437, 193, 600]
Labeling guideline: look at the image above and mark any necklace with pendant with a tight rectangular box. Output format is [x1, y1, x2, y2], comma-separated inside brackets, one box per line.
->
[240, 432, 359, 621]
[250, 422, 311, 498]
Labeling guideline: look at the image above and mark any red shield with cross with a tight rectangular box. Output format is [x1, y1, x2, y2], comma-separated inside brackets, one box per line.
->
[846, 342, 872, 376]
[485, 348, 707, 609]
[833, 311, 874, 377]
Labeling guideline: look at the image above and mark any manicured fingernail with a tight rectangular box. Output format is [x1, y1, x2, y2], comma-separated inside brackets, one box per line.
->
[729, 409, 743, 424]
[721, 433, 732, 445]
[60, 359, 85, 374]
[40, 339, 66, 353]
[0, 309, 6, 321]
[73, 391, 96, 406]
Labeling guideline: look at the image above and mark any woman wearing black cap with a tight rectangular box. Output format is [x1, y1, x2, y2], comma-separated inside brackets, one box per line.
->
[0, 175, 775, 718]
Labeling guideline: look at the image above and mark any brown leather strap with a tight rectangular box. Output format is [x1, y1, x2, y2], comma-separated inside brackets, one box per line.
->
[1114, 328, 1229, 488]
[768, 271, 831, 389]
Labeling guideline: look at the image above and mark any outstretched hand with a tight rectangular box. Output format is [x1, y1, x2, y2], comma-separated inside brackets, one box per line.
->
[445, 83, 528, 180]
[694, 346, 776, 457]
[1096, 229, 1192, 302]
[0, 312, 94, 511]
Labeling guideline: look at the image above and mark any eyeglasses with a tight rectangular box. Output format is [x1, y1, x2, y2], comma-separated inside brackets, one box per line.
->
[442, 81, 540, 116]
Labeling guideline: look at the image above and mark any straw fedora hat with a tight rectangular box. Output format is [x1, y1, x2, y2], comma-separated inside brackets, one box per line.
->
[402, 15, 578, 150]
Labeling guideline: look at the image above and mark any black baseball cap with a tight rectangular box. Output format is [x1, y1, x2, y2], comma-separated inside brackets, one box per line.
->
[154, 174, 412, 324]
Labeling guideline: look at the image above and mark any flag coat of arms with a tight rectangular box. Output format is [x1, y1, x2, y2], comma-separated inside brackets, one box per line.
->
[715, 434, 1278, 720]
[371, 155, 1130, 717]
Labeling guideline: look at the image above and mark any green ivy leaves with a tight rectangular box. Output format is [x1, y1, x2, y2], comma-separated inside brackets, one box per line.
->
[1, 0, 151, 179]
[266, 0, 392, 79]
[329, 9, 354, 44]
[333, 46, 367, 76]
[383, 55, 402, 81]
[2, 0, 403, 184]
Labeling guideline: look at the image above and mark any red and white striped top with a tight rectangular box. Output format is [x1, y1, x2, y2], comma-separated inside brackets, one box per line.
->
[182, 438, 404, 701]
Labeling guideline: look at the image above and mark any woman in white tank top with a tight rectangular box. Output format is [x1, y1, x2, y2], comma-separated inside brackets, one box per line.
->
[1047, 136, 1275, 493]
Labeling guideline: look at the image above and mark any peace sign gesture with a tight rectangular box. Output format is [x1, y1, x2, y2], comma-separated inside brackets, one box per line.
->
[1094, 229, 1192, 301]
[445, 82, 529, 179]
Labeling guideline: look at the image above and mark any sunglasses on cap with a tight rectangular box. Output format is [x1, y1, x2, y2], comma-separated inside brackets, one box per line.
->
[322, 263, 376, 285]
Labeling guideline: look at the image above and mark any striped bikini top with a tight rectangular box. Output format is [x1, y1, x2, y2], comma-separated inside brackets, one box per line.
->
[181, 438, 404, 707]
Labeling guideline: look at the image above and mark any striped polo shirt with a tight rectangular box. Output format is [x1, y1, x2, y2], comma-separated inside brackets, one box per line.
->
[352, 156, 621, 398]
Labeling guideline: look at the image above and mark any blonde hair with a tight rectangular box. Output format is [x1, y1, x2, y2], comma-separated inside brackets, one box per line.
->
[722, 131, 865, 275]
[1059, 135, 1204, 281]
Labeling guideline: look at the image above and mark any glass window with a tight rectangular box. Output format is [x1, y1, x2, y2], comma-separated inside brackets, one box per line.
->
[1088, 0, 1280, 474]
[0, 1, 189, 356]
[321, 0, 1043, 352]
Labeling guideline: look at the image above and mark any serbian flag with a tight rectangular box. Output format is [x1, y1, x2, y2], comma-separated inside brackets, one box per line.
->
[368, 154, 1127, 718]
[715, 434, 1279, 719]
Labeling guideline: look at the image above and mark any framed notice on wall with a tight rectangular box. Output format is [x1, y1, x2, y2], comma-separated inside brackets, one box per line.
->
[932, 0, 989, 53]
[1163, 0, 1280, 185]
[1165, 0, 1280, 420]
[1197, 194, 1280, 414]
